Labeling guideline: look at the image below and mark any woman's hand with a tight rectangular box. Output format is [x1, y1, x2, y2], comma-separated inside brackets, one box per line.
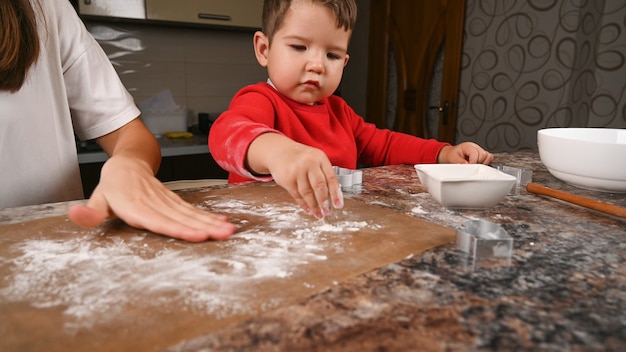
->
[68, 156, 236, 242]
[68, 118, 236, 242]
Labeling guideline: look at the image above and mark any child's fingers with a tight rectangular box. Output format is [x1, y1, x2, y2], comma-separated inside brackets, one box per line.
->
[280, 177, 312, 216]
[304, 168, 329, 219]
[322, 165, 344, 209]
[290, 171, 322, 219]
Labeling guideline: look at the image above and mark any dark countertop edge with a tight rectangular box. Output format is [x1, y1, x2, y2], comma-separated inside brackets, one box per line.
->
[78, 134, 210, 164]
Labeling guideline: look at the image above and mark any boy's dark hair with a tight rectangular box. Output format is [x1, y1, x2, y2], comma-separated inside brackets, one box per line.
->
[262, 0, 357, 42]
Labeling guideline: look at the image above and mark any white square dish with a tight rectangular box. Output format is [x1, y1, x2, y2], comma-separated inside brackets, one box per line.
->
[414, 164, 516, 208]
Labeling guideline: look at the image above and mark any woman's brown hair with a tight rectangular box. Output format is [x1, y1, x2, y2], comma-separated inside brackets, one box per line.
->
[0, 0, 40, 92]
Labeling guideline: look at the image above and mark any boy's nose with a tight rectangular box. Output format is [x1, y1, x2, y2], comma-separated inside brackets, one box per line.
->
[307, 62, 323, 73]
[306, 54, 324, 73]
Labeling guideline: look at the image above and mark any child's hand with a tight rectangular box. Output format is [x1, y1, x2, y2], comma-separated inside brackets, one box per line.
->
[437, 142, 494, 165]
[271, 145, 344, 218]
[247, 133, 344, 218]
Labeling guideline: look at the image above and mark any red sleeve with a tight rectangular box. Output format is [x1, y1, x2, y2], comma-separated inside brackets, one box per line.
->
[208, 85, 280, 182]
[329, 98, 449, 165]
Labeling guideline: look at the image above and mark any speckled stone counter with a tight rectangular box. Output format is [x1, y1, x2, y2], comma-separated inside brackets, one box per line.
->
[1, 152, 624, 351]
[168, 151, 625, 351]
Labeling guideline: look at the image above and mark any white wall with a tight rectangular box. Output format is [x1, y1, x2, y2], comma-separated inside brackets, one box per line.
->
[88, 22, 267, 122]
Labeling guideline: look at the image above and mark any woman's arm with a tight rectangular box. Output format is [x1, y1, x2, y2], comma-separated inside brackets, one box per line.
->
[68, 118, 236, 242]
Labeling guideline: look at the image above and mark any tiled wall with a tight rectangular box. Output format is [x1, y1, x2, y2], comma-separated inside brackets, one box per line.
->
[86, 22, 267, 124]
[84, 0, 371, 125]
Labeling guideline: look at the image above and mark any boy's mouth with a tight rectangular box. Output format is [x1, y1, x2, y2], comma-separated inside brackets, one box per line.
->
[303, 80, 320, 89]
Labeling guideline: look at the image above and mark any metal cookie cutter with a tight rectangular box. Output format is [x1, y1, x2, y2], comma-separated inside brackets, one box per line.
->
[333, 166, 363, 193]
[495, 165, 533, 196]
[456, 219, 512, 259]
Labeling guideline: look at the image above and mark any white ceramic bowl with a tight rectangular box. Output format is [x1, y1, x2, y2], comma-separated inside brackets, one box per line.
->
[414, 164, 516, 208]
[537, 128, 626, 193]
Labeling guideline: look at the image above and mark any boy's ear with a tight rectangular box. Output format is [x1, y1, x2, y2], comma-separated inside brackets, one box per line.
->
[344, 54, 350, 67]
[253, 31, 270, 67]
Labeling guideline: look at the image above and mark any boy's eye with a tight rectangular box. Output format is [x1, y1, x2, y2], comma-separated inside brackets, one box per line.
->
[327, 53, 341, 60]
[290, 45, 306, 51]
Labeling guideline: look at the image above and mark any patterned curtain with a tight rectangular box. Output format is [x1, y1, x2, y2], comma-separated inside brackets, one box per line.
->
[457, 0, 626, 152]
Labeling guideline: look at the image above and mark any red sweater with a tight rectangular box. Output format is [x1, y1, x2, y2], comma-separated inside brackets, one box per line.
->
[209, 82, 449, 183]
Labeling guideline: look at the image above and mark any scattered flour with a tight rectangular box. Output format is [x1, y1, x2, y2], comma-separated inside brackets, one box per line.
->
[410, 206, 428, 215]
[0, 197, 374, 331]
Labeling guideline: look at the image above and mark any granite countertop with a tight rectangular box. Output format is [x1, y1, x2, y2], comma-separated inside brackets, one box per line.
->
[1, 151, 624, 351]
[169, 151, 625, 351]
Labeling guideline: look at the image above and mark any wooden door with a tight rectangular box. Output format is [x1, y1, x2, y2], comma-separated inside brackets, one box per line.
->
[366, 0, 466, 143]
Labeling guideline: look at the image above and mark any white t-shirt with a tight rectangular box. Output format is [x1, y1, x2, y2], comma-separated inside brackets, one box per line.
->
[0, 0, 140, 208]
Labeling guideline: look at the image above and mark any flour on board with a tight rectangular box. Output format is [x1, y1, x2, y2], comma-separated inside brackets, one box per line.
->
[0, 197, 373, 331]
[411, 206, 428, 215]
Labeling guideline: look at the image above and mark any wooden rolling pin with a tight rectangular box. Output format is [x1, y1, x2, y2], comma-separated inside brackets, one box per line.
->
[526, 183, 626, 218]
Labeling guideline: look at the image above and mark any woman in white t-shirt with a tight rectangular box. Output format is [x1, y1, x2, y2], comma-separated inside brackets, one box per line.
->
[0, 0, 235, 242]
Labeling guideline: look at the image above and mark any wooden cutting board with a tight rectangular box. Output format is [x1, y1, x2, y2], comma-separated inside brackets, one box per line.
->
[0, 182, 455, 352]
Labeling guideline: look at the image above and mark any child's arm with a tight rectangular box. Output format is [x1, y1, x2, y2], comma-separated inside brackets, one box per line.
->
[437, 142, 494, 164]
[247, 132, 344, 219]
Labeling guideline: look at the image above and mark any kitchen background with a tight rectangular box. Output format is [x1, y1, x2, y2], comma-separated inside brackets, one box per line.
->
[77, 0, 625, 153]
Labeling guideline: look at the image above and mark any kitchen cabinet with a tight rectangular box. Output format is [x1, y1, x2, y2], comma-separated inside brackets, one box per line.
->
[77, 135, 228, 196]
[156, 153, 228, 183]
[79, 153, 227, 197]
[146, 0, 262, 29]
[76, 0, 146, 20]
[76, 0, 262, 30]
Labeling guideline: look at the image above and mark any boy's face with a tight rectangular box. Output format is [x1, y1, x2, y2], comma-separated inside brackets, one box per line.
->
[254, 0, 351, 105]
